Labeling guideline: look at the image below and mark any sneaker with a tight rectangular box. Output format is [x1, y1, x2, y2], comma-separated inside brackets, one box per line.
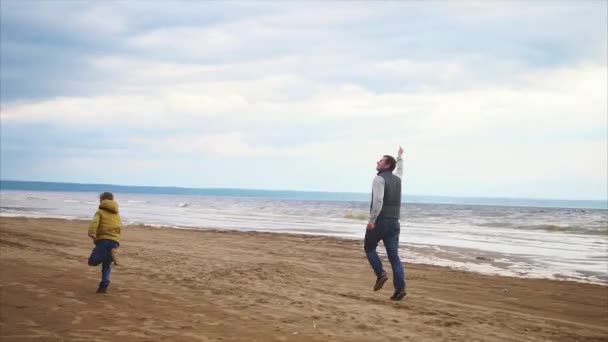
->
[390, 288, 407, 301]
[373, 272, 388, 291]
[96, 287, 107, 294]
[111, 248, 119, 266]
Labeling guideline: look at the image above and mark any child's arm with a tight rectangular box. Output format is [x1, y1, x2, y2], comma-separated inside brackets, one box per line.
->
[88, 211, 101, 240]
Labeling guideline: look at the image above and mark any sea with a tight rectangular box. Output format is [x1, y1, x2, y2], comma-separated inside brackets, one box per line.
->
[1, 180, 607, 284]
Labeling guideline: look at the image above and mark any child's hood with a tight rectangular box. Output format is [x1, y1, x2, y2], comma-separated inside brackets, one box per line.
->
[99, 199, 119, 213]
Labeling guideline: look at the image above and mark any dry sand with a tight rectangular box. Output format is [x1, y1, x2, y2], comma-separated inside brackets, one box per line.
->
[1, 217, 607, 341]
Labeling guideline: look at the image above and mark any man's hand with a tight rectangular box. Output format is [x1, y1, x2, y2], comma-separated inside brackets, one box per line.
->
[366, 223, 375, 230]
[88, 232, 97, 240]
[398, 146, 404, 158]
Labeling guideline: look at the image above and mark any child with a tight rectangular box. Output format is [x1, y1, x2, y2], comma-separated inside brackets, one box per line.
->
[87, 192, 122, 294]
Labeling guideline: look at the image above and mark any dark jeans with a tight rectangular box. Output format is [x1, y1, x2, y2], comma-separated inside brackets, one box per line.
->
[364, 218, 406, 291]
[88, 239, 118, 289]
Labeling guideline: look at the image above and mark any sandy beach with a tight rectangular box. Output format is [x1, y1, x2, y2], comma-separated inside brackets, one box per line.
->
[0, 217, 607, 341]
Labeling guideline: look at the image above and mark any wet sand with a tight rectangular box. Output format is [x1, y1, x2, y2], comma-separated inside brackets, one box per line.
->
[1, 217, 607, 341]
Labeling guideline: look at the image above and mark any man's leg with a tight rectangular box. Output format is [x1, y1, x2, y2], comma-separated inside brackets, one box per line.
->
[383, 220, 406, 293]
[364, 223, 385, 278]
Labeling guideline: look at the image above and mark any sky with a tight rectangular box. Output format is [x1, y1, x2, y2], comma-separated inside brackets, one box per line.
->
[0, 1, 606, 200]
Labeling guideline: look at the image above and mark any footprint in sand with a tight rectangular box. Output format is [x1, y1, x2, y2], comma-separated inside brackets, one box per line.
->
[356, 323, 373, 331]
[23, 284, 49, 299]
[63, 298, 87, 305]
[17, 319, 39, 327]
[116, 331, 149, 338]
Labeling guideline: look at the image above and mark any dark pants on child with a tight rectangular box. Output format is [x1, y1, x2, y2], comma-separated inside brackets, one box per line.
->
[364, 217, 406, 291]
[88, 239, 118, 289]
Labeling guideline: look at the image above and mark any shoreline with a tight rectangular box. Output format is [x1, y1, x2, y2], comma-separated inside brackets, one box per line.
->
[1, 216, 607, 341]
[3, 214, 606, 285]
[132, 222, 608, 285]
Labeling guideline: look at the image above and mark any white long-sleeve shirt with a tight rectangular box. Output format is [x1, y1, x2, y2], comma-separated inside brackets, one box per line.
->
[369, 158, 403, 225]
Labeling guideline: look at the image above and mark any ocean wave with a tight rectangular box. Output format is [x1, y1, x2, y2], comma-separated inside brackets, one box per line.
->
[0, 212, 80, 220]
[480, 222, 517, 229]
[480, 221, 607, 235]
[0, 206, 36, 212]
[62, 199, 98, 206]
[26, 196, 47, 201]
[344, 212, 367, 221]
[177, 203, 189, 208]
[527, 224, 607, 235]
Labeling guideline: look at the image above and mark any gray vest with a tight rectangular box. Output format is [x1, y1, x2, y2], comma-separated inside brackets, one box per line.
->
[377, 170, 402, 219]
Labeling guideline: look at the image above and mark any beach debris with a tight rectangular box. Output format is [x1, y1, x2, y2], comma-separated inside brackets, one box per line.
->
[475, 256, 489, 261]
[502, 288, 509, 293]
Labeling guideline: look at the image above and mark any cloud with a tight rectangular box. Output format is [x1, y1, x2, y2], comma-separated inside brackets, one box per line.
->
[2, 60, 604, 136]
[1, 1, 606, 198]
[125, 4, 380, 59]
[1, 1, 129, 37]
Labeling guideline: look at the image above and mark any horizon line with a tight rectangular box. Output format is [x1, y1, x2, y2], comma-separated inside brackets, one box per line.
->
[1, 179, 606, 203]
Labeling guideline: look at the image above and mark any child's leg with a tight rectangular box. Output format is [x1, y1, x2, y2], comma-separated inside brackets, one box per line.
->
[88, 240, 110, 266]
[98, 240, 119, 290]
[111, 247, 120, 266]
[100, 259, 112, 289]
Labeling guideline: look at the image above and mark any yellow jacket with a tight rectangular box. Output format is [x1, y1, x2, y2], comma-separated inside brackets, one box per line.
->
[89, 200, 122, 243]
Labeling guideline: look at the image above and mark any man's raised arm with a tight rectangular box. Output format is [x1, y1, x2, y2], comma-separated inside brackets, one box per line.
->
[395, 146, 404, 179]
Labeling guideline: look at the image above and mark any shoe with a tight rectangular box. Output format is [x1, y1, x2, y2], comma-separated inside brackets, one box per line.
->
[390, 288, 407, 301]
[111, 248, 119, 266]
[96, 287, 107, 294]
[373, 272, 388, 291]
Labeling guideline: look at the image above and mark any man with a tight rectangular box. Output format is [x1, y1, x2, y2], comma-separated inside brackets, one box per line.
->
[365, 146, 406, 301]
